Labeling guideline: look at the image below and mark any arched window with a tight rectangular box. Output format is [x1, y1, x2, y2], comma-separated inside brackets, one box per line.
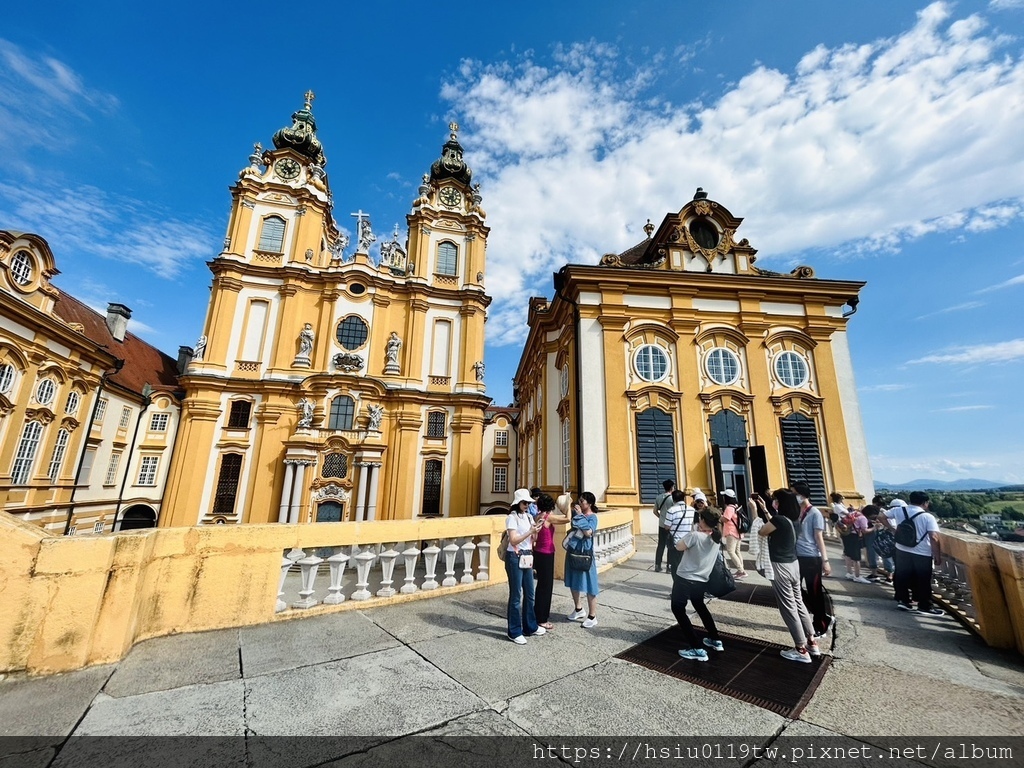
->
[11, 421, 44, 485]
[422, 459, 443, 516]
[257, 215, 287, 252]
[48, 428, 70, 482]
[436, 242, 458, 276]
[227, 400, 252, 428]
[635, 408, 675, 503]
[780, 413, 826, 506]
[328, 395, 354, 430]
[212, 454, 243, 517]
[65, 391, 81, 415]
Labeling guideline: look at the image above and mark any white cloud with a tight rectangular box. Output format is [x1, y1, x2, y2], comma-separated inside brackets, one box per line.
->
[914, 300, 984, 319]
[860, 383, 911, 392]
[0, 181, 215, 279]
[908, 338, 1024, 364]
[0, 39, 119, 159]
[442, 2, 1024, 346]
[932, 404, 995, 412]
[977, 273, 1024, 292]
[989, 0, 1024, 10]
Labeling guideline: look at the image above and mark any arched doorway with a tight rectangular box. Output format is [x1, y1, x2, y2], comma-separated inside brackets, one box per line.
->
[119, 505, 156, 530]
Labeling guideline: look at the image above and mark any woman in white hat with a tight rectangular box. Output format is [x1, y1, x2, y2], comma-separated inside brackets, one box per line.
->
[719, 489, 748, 579]
[505, 488, 545, 644]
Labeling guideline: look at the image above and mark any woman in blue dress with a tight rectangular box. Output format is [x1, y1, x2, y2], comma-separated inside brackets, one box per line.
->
[564, 491, 600, 628]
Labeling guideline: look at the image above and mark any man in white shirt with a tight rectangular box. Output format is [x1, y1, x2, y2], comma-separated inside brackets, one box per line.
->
[652, 479, 676, 573]
[884, 491, 943, 615]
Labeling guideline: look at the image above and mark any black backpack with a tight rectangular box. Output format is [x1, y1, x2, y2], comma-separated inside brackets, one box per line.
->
[735, 504, 751, 535]
[895, 508, 926, 548]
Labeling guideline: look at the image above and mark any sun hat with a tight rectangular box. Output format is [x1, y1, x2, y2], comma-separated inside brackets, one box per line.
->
[511, 488, 534, 506]
[889, 498, 908, 508]
[722, 489, 737, 499]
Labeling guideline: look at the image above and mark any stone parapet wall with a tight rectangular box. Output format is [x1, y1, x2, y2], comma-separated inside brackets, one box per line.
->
[0, 508, 635, 676]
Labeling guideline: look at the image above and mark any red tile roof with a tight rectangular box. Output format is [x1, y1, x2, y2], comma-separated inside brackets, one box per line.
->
[52, 293, 180, 396]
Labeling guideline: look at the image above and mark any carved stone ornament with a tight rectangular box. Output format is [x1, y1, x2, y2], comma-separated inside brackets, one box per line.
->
[314, 484, 350, 503]
[297, 398, 314, 428]
[333, 352, 365, 372]
[694, 200, 712, 216]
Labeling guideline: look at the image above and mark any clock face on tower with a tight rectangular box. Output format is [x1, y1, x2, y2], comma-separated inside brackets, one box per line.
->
[438, 186, 462, 208]
[275, 158, 300, 180]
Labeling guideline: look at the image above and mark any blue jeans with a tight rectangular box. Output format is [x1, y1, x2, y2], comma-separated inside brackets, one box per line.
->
[505, 551, 539, 639]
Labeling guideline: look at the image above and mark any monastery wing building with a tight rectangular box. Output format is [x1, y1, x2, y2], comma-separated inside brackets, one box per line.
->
[513, 188, 872, 511]
[160, 96, 492, 526]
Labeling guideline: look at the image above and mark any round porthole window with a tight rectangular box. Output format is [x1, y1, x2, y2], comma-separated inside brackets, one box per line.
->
[774, 351, 809, 388]
[706, 348, 740, 386]
[335, 316, 369, 350]
[689, 219, 719, 250]
[349, 283, 366, 296]
[634, 345, 669, 383]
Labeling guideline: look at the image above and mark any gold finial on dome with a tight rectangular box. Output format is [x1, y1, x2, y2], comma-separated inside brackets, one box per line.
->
[304, 90, 315, 110]
[643, 218, 654, 239]
[449, 121, 459, 140]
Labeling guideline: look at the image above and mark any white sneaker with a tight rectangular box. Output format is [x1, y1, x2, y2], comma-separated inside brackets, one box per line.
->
[845, 573, 855, 581]
[567, 608, 586, 621]
[531, 626, 547, 636]
[853, 576, 872, 584]
[510, 635, 527, 645]
[582, 616, 598, 628]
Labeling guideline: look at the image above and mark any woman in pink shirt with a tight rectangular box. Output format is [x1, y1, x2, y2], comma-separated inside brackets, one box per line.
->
[533, 493, 569, 629]
[719, 489, 748, 579]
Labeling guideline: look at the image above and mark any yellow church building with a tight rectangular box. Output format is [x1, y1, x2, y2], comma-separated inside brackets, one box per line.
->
[160, 95, 492, 526]
[513, 188, 872, 515]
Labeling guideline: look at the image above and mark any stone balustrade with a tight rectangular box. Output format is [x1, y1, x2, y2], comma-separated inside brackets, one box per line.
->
[0, 506, 636, 676]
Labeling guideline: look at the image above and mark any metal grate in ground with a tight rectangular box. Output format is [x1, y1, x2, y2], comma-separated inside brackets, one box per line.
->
[615, 625, 831, 718]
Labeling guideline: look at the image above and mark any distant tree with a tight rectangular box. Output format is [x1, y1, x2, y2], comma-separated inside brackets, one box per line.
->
[1002, 507, 1024, 521]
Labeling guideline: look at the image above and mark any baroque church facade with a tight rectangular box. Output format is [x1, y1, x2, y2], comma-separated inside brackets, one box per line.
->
[513, 190, 872, 512]
[160, 95, 494, 526]
[1, 95, 873, 532]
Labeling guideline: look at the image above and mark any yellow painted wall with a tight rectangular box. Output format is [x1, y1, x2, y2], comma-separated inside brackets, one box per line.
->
[0, 507, 635, 676]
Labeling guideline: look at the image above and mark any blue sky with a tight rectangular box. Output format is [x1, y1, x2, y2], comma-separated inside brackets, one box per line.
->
[2, 1, 1023, 485]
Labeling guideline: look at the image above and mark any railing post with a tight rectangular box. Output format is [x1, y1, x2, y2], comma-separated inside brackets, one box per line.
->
[401, 545, 421, 593]
[275, 556, 292, 613]
[352, 548, 376, 601]
[377, 544, 400, 598]
[460, 538, 477, 584]
[442, 541, 460, 587]
[422, 543, 441, 590]
[324, 551, 351, 605]
[476, 536, 490, 581]
[292, 554, 324, 609]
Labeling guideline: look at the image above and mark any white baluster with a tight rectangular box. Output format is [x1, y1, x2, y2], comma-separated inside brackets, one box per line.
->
[442, 541, 460, 587]
[323, 551, 351, 605]
[400, 545, 421, 593]
[421, 543, 441, 590]
[476, 537, 490, 581]
[275, 556, 292, 613]
[377, 544, 400, 598]
[459, 539, 477, 584]
[291, 554, 324, 609]
[352, 548, 376, 601]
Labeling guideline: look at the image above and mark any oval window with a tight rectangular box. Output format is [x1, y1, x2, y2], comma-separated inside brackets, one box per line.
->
[706, 348, 740, 386]
[774, 351, 809, 388]
[634, 345, 669, 383]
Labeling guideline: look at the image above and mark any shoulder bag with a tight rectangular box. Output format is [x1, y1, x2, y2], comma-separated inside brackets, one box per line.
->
[705, 551, 736, 598]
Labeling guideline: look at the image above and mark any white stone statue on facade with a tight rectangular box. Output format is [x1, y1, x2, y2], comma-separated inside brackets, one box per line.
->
[297, 398, 314, 428]
[367, 404, 384, 431]
[330, 232, 349, 261]
[473, 360, 485, 382]
[193, 334, 207, 362]
[298, 324, 314, 356]
[351, 210, 375, 254]
[384, 331, 402, 375]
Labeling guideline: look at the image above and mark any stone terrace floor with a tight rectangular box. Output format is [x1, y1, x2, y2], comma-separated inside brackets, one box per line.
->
[2, 535, 1023, 766]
